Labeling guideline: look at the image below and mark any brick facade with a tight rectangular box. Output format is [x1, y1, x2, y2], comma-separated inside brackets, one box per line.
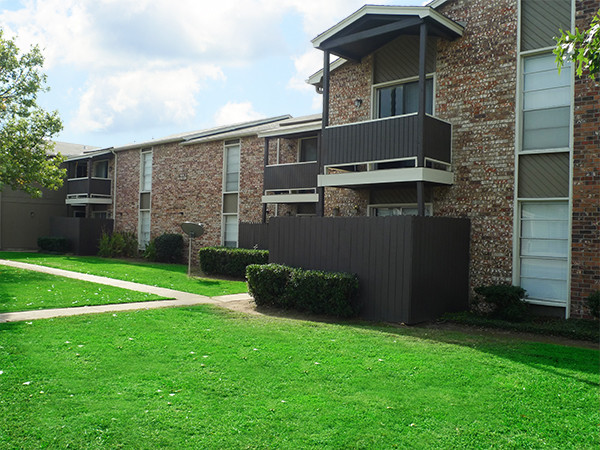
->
[570, 1, 600, 317]
[434, 0, 518, 289]
[114, 135, 267, 260]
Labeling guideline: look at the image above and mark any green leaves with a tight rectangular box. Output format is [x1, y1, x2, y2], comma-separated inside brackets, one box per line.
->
[554, 11, 600, 79]
[0, 30, 64, 197]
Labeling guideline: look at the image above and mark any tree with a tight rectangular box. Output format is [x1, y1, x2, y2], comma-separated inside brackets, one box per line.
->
[554, 10, 600, 79]
[0, 30, 64, 197]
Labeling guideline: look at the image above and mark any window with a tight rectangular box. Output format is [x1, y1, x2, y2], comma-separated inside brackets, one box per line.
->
[224, 144, 240, 192]
[377, 78, 433, 118]
[222, 141, 240, 247]
[71, 161, 88, 178]
[93, 160, 109, 178]
[519, 202, 569, 305]
[139, 149, 152, 249]
[139, 210, 151, 248]
[522, 53, 571, 151]
[299, 137, 318, 162]
[369, 204, 432, 217]
[141, 150, 153, 192]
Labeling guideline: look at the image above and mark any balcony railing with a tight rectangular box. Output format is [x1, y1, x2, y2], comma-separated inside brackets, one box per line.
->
[67, 178, 111, 197]
[264, 161, 318, 191]
[321, 113, 451, 167]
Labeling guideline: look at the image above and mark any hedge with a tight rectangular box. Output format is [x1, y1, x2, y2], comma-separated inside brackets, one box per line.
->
[153, 233, 184, 263]
[37, 236, 70, 254]
[199, 247, 269, 278]
[246, 263, 359, 318]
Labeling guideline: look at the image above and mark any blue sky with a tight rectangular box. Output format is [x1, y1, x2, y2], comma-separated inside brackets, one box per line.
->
[0, 0, 424, 149]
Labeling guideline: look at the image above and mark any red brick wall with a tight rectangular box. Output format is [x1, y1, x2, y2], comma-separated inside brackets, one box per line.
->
[114, 135, 266, 259]
[114, 149, 140, 235]
[570, 1, 600, 318]
[329, 55, 373, 126]
[434, 0, 518, 289]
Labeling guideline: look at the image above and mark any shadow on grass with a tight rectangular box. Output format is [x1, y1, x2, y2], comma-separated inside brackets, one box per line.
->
[236, 304, 600, 382]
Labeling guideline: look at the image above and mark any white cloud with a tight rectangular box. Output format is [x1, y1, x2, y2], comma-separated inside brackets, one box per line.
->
[0, 0, 422, 138]
[72, 64, 224, 133]
[214, 102, 265, 126]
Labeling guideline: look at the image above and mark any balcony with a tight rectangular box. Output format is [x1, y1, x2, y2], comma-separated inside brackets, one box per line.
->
[262, 162, 319, 204]
[318, 113, 453, 188]
[65, 178, 112, 205]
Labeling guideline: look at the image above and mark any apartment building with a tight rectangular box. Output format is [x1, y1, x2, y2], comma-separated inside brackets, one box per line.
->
[260, 0, 599, 318]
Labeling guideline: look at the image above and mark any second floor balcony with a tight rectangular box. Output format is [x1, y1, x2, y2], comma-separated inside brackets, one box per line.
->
[65, 177, 112, 205]
[318, 113, 453, 189]
[262, 161, 319, 204]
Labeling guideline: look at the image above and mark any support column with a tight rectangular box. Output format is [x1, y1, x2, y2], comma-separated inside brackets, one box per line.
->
[318, 50, 330, 217]
[417, 22, 428, 217]
[86, 159, 92, 218]
[262, 138, 269, 223]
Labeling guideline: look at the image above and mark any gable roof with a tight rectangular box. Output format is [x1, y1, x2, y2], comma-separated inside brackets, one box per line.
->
[112, 115, 291, 152]
[312, 5, 463, 61]
[307, 4, 463, 86]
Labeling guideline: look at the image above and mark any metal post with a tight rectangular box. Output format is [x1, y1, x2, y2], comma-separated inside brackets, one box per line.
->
[187, 233, 193, 277]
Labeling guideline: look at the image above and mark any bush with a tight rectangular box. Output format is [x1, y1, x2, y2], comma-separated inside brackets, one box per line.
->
[143, 239, 157, 261]
[246, 263, 359, 318]
[37, 236, 70, 254]
[473, 284, 528, 321]
[153, 233, 183, 263]
[97, 231, 138, 258]
[199, 247, 269, 278]
[586, 290, 600, 319]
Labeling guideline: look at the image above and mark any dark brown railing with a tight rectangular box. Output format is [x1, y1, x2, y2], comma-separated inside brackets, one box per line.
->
[264, 162, 318, 191]
[67, 178, 111, 196]
[321, 114, 451, 166]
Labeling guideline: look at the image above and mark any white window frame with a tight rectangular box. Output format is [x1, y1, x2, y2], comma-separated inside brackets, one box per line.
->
[138, 148, 153, 249]
[513, 0, 575, 317]
[92, 159, 110, 179]
[297, 136, 319, 163]
[371, 73, 436, 120]
[222, 140, 241, 247]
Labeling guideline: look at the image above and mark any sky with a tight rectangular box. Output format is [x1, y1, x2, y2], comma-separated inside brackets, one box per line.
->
[0, 0, 426, 149]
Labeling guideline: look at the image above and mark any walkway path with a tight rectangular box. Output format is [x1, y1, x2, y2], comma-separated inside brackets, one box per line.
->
[0, 259, 254, 323]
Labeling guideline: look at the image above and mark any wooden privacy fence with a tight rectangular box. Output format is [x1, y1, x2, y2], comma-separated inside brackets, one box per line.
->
[50, 217, 113, 255]
[239, 216, 470, 324]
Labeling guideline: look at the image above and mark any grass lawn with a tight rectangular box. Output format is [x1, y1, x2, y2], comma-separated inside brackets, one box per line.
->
[0, 252, 248, 297]
[0, 306, 597, 448]
[0, 266, 167, 313]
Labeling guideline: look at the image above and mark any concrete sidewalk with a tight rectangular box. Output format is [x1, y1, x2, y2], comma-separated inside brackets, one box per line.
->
[0, 259, 253, 323]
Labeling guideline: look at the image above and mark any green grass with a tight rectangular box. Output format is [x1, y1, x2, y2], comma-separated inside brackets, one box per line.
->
[0, 252, 248, 297]
[443, 311, 599, 342]
[0, 266, 167, 313]
[0, 306, 597, 449]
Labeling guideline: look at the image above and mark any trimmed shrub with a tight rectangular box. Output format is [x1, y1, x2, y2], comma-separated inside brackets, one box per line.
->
[199, 247, 269, 278]
[246, 264, 293, 307]
[37, 236, 70, 254]
[246, 263, 359, 318]
[154, 233, 183, 263]
[143, 239, 157, 261]
[473, 284, 528, 321]
[586, 290, 600, 319]
[97, 231, 138, 258]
